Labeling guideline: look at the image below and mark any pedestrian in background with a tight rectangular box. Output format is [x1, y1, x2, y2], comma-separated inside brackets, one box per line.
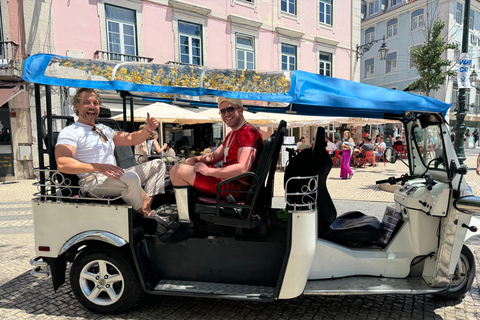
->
[340, 130, 355, 179]
[474, 129, 479, 148]
[465, 129, 471, 149]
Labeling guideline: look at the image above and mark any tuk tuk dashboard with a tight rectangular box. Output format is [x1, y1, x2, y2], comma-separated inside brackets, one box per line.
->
[394, 179, 450, 217]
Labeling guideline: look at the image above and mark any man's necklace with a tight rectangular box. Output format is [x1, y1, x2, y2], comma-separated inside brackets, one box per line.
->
[224, 119, 248, 162]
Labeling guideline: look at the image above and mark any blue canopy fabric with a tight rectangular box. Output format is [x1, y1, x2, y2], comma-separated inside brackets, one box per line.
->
[22, 54, 451, 119]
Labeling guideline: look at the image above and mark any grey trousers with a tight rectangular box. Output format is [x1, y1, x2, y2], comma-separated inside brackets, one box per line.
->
[82, 159, 166, 210]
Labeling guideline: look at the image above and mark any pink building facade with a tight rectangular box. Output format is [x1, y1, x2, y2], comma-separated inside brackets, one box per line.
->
[51, 0, 356, 78]
[1, 0, 361, 179]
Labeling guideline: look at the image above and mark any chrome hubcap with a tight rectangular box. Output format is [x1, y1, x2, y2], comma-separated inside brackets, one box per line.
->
[79, 259, 124, 305]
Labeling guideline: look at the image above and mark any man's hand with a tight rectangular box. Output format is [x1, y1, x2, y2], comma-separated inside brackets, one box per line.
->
[194, 162, 211, 176]
[95, 163, 125, 179]
[145, 112, 159, 132]
[185, 157, 197, 166]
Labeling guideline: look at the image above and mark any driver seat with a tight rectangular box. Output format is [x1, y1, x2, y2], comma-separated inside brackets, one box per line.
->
[284, 127, 384, 245]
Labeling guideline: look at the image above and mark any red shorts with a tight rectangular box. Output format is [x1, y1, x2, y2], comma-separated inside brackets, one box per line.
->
[193, 173, 250, 199]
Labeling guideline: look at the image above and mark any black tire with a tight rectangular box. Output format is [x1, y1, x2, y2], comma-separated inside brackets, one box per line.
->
[434, 245, 475, 300]
[70, 248, 142, 314]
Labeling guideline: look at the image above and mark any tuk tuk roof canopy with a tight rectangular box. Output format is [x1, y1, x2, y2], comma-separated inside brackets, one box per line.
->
[23, 54, 451, 119]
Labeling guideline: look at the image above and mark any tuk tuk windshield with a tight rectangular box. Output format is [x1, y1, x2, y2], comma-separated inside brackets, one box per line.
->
[411, 117, 447, 171]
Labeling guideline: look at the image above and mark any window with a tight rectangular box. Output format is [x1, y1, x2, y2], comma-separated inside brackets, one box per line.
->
[365, 58, 374, 78]
[236, 34, 255, 70]
[410, 45, 421, 68]
[105, 5, 137, 60]
[456, 3, 463, 25]
[387, 19, 398, 38]
[319, 51, 332, 76]
[319, 0, 332, 26]
[365, 27, 375, 44]
[369, 0, 379, 16]
[281, 0, 296, 15]
[470, 11, 475, 30]
[179, 21, 203, 65]
[411, 9, 424, 31]
[281, 43, 296, 70]
[391, 0, 401, 6]
[386, 52, 397, 73]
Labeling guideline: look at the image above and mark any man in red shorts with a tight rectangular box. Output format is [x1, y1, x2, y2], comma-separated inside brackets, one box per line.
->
[170, 97, 264, 223]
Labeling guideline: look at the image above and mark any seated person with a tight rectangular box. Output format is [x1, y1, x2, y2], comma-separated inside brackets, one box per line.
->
[55, 88, 166, 220]
[162, 143, 176, 157]
[356, 135, 374, 167]
[325, 136, 337, 154]
[375, 135, 386, 157]
[169, 97, 264, 220]
[394, 136, 403, 146]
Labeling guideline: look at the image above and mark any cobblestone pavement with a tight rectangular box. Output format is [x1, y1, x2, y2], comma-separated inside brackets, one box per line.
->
[1, 150, 480, 319]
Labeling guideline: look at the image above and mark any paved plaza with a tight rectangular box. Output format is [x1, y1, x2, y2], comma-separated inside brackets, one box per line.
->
[0, 149, 480, 319]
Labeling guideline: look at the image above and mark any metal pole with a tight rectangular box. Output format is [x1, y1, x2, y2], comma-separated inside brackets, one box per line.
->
[34, 84, 45, 196]
[454, 0, 471, 164]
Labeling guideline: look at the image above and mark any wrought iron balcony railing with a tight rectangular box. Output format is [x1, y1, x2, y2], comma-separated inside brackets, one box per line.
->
[94, 50, 153, 63]
[0, 41, 19, 69]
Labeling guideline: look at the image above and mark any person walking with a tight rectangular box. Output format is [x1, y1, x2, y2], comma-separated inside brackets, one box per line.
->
[340, 130, 355, 179]
[465, 129, 471, 149]
[473, 129, 479, 148]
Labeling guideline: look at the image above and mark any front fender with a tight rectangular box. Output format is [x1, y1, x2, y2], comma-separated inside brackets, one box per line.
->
[59, 230, 128, 255]
[46, 231, 128, 292]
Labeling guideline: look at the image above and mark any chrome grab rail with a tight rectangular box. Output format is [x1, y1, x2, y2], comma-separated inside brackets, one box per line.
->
[284, 175, 318, 211]
[33, 168, 127, 204]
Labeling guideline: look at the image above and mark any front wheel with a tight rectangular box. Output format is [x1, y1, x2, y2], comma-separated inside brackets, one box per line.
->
[434, 245, 476, 300]
[70, 249, 141, 314]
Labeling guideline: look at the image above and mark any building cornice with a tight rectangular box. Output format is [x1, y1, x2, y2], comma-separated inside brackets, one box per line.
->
[168, 0, 211, 16]
[228, 14, 263, 28]
[314, 36, 339, 47]
[275, 26, 304, 39]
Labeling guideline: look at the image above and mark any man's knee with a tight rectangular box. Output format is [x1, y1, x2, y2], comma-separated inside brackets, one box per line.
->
[121, 171, 142, 188]
[170, 164, 195, 185]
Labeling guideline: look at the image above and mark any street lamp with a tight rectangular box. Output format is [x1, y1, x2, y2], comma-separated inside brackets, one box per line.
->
[356, 36, 389, 61]
[470, 68, 478, 87]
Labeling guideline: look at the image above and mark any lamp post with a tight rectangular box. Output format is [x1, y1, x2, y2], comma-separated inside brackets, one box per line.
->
[454, 0, 471, 164]
[356, 35, 389, 61]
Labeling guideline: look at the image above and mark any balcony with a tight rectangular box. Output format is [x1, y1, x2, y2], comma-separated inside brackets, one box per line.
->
[0, 41, 22, 80]
[94, 50, 153, 63]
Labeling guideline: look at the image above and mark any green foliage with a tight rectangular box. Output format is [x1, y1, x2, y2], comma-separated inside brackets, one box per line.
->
[408, 19, 457, 97]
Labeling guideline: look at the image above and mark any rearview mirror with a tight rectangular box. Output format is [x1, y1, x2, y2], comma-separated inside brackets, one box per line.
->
[448, 160, 457, 182]
[385, 148, 398, 164]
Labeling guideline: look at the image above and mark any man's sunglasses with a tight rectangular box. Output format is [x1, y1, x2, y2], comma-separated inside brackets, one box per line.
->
[219, 106, 240, 115]
[92, 126, 108, 142]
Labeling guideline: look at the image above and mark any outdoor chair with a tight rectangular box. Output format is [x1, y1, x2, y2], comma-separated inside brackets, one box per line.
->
[362, 151, 376, 167]
[376, 150, 386, 166]
[333, 150, 342, 167]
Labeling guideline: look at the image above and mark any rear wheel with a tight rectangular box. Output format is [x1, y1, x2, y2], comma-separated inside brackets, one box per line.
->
[70, 249, 141, 314]
[434, 245, 475, 300]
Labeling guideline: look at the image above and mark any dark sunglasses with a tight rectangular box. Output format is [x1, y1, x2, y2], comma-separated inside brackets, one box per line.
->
[219, 106, 240, 115]
[91, 126, 108, 142]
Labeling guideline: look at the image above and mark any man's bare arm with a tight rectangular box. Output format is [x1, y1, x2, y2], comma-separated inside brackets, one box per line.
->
[476, 152, 480, 175]
[113, 113, 158, 147]
[55, 144, 124, 178]
[185, 145, 225, 165]
[194, 147, 257, 179]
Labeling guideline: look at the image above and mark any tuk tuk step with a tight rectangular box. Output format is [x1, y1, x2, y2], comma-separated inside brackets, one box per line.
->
[154, 280, 275, 299]
[304, 277, 447, 295]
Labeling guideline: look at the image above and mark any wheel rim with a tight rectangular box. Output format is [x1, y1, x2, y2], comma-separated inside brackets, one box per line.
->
[78, 259, 125, 306]
[449, 253, 470, 292]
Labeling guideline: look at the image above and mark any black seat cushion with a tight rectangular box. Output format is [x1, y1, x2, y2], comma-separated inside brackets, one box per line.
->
[324, 211, 384, 244]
